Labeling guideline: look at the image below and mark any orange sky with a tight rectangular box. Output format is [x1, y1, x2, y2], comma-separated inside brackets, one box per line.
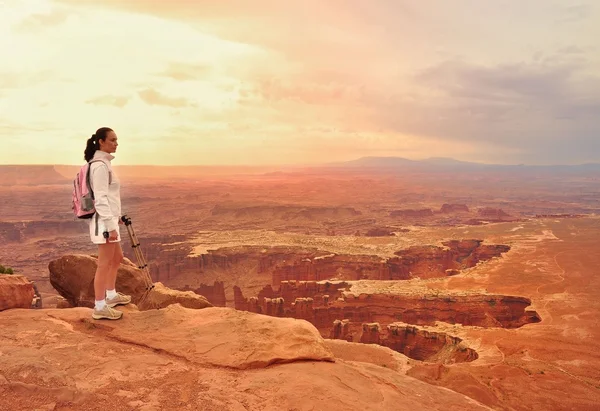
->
[1, 0, 599, 165]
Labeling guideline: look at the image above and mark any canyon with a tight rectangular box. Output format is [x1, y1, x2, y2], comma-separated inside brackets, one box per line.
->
[1, 164, 600, 410]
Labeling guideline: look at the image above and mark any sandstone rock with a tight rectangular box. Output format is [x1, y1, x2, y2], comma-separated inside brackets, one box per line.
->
[440, 203, 470, 213]
[55, 296, 73, 309]
[48, 254, 212, 310]
[179, 280, 226, 306]
[364, 227, 395, 236]
[0, 305, 490, 410]
[139, 282, 212, 310]
[477, 207, 511, 219]
[119, 305, 334, 369]
[0, 275, 35, 311]
[324, 338, 414, 373]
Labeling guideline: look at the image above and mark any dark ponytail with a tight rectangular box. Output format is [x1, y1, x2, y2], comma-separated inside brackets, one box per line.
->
[84, 127, 113, 162]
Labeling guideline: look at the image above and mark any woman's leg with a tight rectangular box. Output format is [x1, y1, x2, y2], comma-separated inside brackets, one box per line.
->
[94, 242, 116, 302]
[106, 242, 124, 291]
[104, 242, 132, 307]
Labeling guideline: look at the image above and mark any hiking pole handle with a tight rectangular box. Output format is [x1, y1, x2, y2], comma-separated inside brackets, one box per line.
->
[121, 215, 132, 226]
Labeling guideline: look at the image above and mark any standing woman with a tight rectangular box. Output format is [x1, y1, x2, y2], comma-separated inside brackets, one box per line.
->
[84, 127, 131, 320]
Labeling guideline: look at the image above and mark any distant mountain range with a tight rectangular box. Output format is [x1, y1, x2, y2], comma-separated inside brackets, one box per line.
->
[325, 156, 600, 172]
[2, 157, 599, 187]
[0, 165, 69, 186]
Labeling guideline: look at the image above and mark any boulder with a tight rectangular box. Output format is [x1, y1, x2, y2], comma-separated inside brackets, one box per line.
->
[0, 274, 35, 311]
[48, 254, 212, 310]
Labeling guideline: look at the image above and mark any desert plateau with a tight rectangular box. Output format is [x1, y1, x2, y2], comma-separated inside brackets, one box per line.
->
[1, 160, 599, 410]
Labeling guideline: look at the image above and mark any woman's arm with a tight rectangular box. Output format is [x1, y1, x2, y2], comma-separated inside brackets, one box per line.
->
[90, 162, 117, 232]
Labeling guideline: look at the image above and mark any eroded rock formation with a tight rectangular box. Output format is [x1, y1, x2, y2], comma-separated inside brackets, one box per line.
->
[440, 204, 470, 213]
[364, 227, 395, 236]
[179, 281, 226, 306]
[477, 207, 511, 219]
[135, 240, 510, 303]
[236, 280, 539, 364]
[236, 283, 540, 331]
[234, 280, 350, 311]
[272, 239, 510, 283]
[356, 322, 478, 364]
[0, 275, 35, 311]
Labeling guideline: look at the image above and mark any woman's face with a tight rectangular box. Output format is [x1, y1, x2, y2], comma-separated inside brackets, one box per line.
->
[99, 131, 118, 154]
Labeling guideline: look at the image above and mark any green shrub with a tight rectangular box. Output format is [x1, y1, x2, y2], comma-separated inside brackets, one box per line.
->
[0, 265, 14, 274]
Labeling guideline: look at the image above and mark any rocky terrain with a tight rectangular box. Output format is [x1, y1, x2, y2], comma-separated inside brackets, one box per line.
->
[1, 164, 600, 410]
[0, 305, 491, 410]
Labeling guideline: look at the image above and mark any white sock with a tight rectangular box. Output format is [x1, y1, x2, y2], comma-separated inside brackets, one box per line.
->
[95, 299, 106, 310]
[106, 289, 117, 299]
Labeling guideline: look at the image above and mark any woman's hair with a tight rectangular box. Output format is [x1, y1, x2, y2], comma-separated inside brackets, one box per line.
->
[84, 127, 113, 162]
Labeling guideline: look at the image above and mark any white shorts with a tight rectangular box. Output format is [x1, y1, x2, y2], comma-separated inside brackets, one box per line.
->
[88, 215, 121, 244]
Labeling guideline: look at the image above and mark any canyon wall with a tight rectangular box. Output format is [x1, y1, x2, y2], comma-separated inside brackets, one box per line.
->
[233, 280, 536, 363]
[179, 281, 226, 307]
[356, 322, 478, 364]
[235, 281, 541, 331]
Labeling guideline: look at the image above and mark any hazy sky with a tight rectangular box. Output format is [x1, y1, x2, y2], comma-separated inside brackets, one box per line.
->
[1, 0, 599, 165]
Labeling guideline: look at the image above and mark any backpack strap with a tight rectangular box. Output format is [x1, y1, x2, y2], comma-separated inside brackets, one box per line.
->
[87, 159, 113, 198]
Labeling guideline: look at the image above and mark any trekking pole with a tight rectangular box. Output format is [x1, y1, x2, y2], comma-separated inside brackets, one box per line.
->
[120, 214, 156, 308]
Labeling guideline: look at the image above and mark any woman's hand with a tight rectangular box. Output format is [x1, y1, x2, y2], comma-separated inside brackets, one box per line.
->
[108, 230, 119, 241]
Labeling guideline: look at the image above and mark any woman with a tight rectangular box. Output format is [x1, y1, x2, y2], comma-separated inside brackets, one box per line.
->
[84, 127, 131, 320]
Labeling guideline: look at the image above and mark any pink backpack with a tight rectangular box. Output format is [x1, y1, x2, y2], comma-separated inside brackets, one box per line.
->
[71, 159, 111, 219]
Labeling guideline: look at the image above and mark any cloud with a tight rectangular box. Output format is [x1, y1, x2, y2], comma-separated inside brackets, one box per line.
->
[361, 57, 600, 163]
[85, 95, 131, 108]
[137, 88, 194, 108]
[14, 8, 72, 32]
[8, 0, 600, 165]
[0, 71, 55, 90]
[243, 75, 366, 106]
[555, 4, 593, 24]
[156, 62, 212, 81]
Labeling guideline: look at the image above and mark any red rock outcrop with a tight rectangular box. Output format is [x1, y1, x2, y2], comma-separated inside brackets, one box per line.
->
[0, 275, 35, 311]
[142, 244, 321, 283]
[133, 240, 509, 299]
[236, 282, 541, 331]
[477, 207, 511, 219]
[364, 227, 395, 236]
[440, 204, 470, 213]
[331, 319, 352, 340]
[235, 280, 350, 311]
[48, 254, 212, 310]
[356, 322, 478, 364]
[272, 240, 510, 283]
[179, 281, 226, 306]
[141, 283, 213, 310]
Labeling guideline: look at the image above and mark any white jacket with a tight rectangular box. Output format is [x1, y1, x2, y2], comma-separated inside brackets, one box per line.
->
[89, 150, 121, 233]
